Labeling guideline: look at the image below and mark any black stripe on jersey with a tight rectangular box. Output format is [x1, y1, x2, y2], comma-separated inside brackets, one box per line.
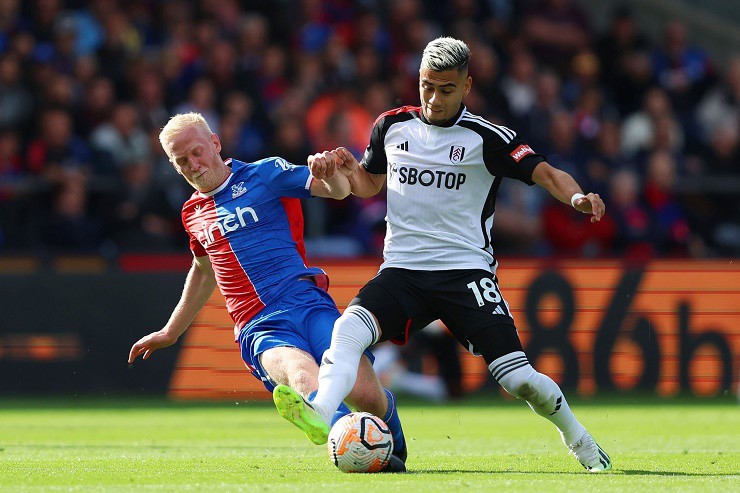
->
[457, 117, 512, 256]
[480, 175, 502, 252]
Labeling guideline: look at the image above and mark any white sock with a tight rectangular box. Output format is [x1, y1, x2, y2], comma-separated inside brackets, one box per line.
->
[490, 351, 586, 446]
[311, 306, 378, 424]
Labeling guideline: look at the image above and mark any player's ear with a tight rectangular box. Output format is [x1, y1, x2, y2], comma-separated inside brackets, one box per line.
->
[212, 133, 222, 153]
[463, 75, 472, 97]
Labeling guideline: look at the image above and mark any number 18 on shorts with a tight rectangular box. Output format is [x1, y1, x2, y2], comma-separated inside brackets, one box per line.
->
[466, 276, 510, 317]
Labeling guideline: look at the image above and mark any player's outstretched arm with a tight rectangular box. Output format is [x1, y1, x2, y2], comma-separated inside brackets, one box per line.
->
[532, 162, 605, 222]
[128, 255, 216, 363]
[333, 147, 385, 199]
[308, 150, 351, 199]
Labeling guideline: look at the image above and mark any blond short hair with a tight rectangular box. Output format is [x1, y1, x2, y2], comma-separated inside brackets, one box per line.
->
[159, 112, 213, 156]
[421, 37, 470, 74]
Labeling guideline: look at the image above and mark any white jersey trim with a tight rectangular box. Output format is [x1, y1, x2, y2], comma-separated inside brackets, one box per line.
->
[460, 114, 516, 143]
[197, 172, 233, 197]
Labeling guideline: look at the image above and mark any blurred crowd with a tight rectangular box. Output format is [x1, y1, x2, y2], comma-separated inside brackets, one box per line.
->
[0, 0, 738, 258]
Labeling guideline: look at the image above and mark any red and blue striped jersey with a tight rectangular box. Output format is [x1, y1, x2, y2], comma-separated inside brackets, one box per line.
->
[181, 157, 326, 337]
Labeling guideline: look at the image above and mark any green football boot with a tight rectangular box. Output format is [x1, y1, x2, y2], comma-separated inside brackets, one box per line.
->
[273, 384, 330, 445]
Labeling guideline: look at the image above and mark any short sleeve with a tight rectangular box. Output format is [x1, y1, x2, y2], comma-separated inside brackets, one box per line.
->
[483, 135, 545, 185]
[360, 118, 388, 174]
[254, 157, 313, 198]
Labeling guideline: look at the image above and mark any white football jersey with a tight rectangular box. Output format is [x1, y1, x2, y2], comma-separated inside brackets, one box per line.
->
[361, 105, 544, 272]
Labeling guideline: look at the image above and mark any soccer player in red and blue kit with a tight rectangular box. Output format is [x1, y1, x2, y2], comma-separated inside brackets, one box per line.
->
[127, 113, 406, 472]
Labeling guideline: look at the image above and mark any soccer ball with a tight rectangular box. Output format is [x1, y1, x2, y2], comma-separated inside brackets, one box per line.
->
[327, 412, 394, 473]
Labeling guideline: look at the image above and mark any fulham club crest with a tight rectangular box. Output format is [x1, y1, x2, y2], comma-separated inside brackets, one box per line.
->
[449, 145, 465, 163]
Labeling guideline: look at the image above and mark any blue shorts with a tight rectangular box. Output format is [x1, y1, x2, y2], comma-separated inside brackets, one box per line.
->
[237, 282, 373, 392]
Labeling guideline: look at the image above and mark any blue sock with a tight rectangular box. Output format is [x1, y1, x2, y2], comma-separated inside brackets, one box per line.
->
[309, 390, 350, 426]
[332, 402, 351, 426]
[382, 388, 406, 456]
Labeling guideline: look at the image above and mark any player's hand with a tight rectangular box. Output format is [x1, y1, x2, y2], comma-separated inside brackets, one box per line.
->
[333, 147, 360, 177]
[128, 329, 178, 363]
[308, 151, 337, 180]
[574, 193, 605, 222]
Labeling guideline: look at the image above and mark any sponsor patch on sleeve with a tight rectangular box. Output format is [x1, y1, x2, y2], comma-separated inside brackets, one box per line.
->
[510, 144, 535, 162]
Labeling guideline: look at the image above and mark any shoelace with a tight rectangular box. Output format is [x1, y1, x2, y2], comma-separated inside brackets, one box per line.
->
[569, 436, 598, 465]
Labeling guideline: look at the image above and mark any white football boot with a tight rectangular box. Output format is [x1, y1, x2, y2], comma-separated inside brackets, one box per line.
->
[568, 431, 612, 472]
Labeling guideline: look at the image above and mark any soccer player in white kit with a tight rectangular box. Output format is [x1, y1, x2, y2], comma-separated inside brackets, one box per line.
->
[274, 37, 611, 472]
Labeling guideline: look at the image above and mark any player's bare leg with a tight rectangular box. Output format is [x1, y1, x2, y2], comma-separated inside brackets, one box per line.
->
[344, 355, 386, 416]
[265, 347, 395, 448]
[272, 354, 406, 471]
[262, 347, 329, 445]
[260, 347, 319, 397]
[271, 310, 408, 471]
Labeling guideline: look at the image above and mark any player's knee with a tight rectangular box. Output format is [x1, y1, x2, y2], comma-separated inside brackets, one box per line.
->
[287, 367, 318, 395]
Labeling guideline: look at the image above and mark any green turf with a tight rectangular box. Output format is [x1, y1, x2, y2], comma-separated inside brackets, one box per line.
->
[0, 397, 737, 492]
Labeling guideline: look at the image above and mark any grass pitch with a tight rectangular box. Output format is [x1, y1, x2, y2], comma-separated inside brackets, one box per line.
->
[0, 396, 737, 492]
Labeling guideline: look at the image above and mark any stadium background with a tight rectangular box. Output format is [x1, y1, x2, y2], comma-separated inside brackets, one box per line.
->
[0, 0, 738, 400]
